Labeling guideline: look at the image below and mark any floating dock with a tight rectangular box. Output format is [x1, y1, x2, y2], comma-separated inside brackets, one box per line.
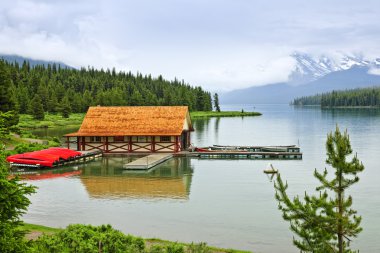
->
[185, 151, 302, 160]
[184, 145, 302, 160]
[124, 154, 173, 170]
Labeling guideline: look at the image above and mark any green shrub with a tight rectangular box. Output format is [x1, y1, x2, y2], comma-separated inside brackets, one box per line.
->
[14, 143, 49, 154]
[30, 224, 146, 253]
[187, 242, 210, 253]
[148, 245, 166, 253]
[166, 243, 185, 253]
[0, 147, 36, 253]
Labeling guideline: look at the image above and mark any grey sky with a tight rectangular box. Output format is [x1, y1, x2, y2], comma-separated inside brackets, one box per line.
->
[1, 0, 380, 90]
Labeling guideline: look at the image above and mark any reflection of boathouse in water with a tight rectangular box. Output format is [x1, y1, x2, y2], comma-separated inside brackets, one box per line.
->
[79, 157, 193, 200]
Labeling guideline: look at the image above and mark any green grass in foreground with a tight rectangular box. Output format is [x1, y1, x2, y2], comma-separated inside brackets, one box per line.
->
[146, 238, 250, 253]
[190, 111, 261, 118]
[22, 223, 250, 253]
[22, 223, 62, 234]
[18, 113, 85, 129]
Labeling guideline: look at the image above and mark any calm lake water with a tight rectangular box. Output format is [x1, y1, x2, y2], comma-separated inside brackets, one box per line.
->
[24, 104, 380, 252]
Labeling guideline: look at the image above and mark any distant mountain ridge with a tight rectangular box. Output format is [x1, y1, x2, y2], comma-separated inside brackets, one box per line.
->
[221, 52, 380, 104]
[0, 54, 74, 69]
[289, 52, 380, 84]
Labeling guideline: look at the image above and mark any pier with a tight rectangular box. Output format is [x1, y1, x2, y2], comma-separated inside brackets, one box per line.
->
[8, 145, 302, 171]
[180, 145, 303, 160]
[191, 151, 302, 160]
[123, 154, 173, 170]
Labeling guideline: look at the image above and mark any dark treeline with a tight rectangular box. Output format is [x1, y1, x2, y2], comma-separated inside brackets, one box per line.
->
[291, 86, 380, 107]
[0, 59, 213, 120]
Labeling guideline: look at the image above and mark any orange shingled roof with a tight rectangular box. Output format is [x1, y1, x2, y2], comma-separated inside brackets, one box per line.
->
[65, 106, 192, 137]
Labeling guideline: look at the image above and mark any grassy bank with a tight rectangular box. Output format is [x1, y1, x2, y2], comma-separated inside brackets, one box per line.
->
[23, 223, 62, 234]
[23, 223, 250, 253]
[190, 111, 261, 118]
[18, 113, 85, 129]
[17, 111, 261, 130]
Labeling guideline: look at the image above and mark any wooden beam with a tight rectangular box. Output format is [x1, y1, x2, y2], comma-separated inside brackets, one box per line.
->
[82, 137, 86, 151]
[175, 136, 179, 152]
[128, 136, 132, 152]
[152, 136, 156, 152]
[187, 131, 191, 148]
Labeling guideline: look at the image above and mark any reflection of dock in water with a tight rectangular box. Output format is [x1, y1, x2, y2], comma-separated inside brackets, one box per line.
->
[80, 157, 193, 200]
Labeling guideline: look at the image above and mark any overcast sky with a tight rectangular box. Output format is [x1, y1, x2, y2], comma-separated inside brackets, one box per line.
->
[1, 0, 380, 91]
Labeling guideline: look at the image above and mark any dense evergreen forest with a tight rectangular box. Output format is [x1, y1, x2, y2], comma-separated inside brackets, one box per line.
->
[0, 59, 213, 121]
[291, 86, 380, 107]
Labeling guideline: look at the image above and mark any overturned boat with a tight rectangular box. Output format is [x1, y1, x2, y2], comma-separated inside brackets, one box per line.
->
[6, 148, 83, 168]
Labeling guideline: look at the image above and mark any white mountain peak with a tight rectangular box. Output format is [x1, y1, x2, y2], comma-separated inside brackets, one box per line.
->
[289, 52, 374, 84]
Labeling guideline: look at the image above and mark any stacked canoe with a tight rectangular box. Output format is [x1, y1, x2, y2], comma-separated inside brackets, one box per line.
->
[6, 148, 82, 168]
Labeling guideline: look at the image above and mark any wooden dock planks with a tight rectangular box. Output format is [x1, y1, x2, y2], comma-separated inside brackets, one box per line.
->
[123, 154, 173, 170]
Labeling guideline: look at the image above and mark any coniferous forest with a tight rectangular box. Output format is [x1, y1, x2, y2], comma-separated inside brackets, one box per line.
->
[0, 59, 213, 120]
[291, 86, 380, 107]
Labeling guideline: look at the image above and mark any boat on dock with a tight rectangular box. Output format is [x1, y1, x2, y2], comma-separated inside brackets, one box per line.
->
[212, 144, 300, 153]
[191, 145, 302, 160]
[6, 148, 102, 169]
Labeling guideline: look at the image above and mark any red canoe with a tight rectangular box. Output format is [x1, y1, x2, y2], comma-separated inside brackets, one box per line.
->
[6, 148, 82, 168]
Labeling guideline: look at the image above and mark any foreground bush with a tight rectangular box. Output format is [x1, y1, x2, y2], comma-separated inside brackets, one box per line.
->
[30, 224, 145, 253]
[0, 146, 36, 253]
[28, 224, 211, 253]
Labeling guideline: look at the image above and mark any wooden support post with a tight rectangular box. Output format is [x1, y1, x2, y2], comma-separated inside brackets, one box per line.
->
[128, 136, 132, 152]
[105, 137, 109, 152]
[82, 137, 86, 151]
[152, 136, 155, 152]
[66, 136, 70, 149]
[175, 136, 179, 152]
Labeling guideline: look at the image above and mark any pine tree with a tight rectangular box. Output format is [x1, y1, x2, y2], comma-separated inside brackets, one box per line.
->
[0, 59, 215, 115]
[30, 95, 45, 120]
[274, 126, 364, 253]
[0, 112, 15, 138]
[213, 93, 221, 112]
[60, 96, 71, 118]
[0, 147, 36, 252]
[47, 93, 58, 113]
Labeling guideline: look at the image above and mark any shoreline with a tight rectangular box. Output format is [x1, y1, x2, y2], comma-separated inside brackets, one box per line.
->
[17, 111, 262, 130]
[23, 223, 250, 253]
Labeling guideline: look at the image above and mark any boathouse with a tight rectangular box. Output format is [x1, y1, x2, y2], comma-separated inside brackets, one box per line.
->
[65, 106, 193, 153]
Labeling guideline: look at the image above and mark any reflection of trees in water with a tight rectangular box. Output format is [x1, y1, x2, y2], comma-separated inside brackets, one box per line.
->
[214, 117, 220, 141]
[192, 118, 211, 143]
[321, 107, 380, 119]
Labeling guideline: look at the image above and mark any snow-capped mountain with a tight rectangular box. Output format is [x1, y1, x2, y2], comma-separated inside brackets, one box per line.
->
[289, 52, 378, 85]
[221, 52, 380, 104]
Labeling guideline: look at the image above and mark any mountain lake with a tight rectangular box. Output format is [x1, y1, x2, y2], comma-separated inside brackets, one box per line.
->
[22, 104, 380, 253]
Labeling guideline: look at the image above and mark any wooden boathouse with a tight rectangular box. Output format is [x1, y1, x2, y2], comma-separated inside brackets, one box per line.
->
[65, 106, 193, 153]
